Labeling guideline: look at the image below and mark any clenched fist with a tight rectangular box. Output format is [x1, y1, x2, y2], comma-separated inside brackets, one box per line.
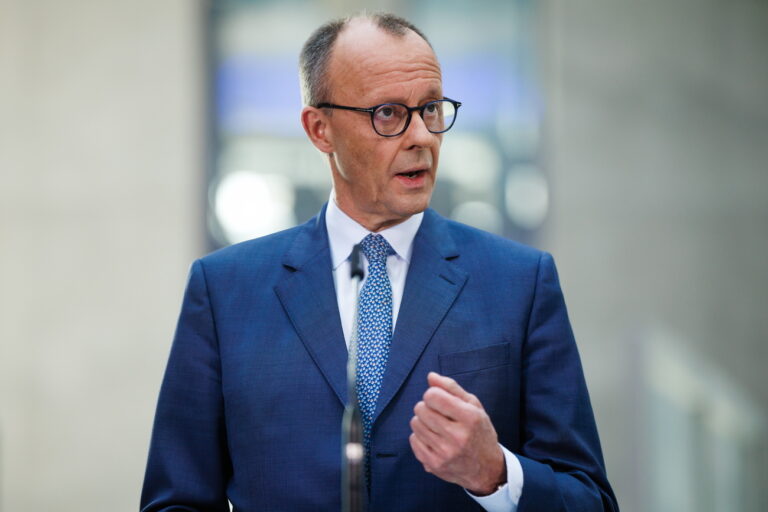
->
[409, 372, 506, 496]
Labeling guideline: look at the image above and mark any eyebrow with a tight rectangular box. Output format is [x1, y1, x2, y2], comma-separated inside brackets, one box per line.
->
[378, 88, 444, 106]
[423, 88, 444, 101]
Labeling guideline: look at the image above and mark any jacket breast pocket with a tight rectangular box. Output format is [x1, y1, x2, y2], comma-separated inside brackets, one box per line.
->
[438, 342, 511, 376]
[437, 342, 517, 443]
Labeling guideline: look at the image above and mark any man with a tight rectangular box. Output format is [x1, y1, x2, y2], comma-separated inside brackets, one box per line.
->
[141, 13, 618, 512]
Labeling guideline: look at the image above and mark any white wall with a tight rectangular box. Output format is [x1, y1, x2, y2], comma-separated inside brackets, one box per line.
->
[0, 1, 204, 510]
[540, 1, 768, 510]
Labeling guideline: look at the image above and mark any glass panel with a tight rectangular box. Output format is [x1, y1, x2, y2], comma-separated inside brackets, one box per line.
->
[207, 0, 542, 247]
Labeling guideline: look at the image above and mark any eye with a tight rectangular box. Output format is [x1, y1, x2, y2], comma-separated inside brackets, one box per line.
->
[423, 102, 441, 116]
[375, 105, 397, 120]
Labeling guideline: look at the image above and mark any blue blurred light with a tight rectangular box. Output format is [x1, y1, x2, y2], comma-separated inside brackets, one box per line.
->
[216, 54, 304, 136]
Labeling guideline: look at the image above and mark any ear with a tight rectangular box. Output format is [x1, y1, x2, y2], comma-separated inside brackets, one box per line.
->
[301, 106, 334, 154]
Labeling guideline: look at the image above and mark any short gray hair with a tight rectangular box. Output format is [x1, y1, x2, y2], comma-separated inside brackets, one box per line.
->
[298, 13, 431, 107]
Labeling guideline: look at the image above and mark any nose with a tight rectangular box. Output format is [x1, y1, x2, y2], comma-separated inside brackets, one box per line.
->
[403, 110, 439, 149]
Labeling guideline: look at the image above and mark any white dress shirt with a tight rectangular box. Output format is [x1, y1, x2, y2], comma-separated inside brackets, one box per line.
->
[325, 194, 523, 511]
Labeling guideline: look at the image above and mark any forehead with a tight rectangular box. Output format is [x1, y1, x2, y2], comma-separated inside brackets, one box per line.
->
[327, 20, 442, 104]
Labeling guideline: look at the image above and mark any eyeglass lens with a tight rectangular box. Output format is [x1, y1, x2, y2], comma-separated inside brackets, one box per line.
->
[372, 100, 457, 136]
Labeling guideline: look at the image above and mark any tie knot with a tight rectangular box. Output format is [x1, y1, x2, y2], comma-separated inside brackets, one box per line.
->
[360, 234, 393, 265]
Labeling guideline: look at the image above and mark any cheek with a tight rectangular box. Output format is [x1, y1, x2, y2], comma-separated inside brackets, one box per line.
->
[335, 134, 401, 190]
[433, 137, 443, 167]
[336, 141, 373, 180]
[350, 135, 383, 163]
[375, 142, 404, 173]
[357, 145, 399, 190]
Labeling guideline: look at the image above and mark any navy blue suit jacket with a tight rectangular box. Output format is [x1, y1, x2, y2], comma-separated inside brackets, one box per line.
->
[141, 207, 618, 511]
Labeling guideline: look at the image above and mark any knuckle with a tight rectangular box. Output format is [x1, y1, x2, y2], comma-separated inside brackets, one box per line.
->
[443, 448, 457, 461]
[454, 429, 470, 446]
[465, 406, 483, 425]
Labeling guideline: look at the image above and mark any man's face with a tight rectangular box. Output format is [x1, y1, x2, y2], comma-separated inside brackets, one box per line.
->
[321, 21, 443, 231]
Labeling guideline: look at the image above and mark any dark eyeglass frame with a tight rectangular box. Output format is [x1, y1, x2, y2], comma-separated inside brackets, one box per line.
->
[315, 97, 462, 137]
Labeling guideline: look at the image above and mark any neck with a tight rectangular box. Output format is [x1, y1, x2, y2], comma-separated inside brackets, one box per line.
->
[333, 199, 411, 233]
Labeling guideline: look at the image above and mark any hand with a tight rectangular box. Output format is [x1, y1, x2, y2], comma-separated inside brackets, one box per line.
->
[409, 372, 506, 496]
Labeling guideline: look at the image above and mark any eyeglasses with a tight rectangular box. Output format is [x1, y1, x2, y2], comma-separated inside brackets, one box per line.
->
[315, 98, 462, 137]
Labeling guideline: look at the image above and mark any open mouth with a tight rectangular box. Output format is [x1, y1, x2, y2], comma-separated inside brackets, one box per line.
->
[397, 169, 426, 179]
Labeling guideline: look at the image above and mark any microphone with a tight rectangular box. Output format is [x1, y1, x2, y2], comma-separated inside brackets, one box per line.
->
[350, 244, 364, 280]
[342, 244, 366, 512]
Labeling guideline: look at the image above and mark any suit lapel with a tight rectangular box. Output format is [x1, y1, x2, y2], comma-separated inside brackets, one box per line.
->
[274, 206, 349, 407]
[373, 209, 467, 422]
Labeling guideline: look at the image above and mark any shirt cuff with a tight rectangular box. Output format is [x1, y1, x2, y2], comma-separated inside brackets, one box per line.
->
[465, 445, 524, 512]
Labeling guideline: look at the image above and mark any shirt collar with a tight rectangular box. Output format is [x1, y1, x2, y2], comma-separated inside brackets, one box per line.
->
[325, 191, 424, 270]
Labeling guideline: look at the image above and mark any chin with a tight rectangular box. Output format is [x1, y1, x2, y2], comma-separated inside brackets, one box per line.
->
[395, 194, 431, 217]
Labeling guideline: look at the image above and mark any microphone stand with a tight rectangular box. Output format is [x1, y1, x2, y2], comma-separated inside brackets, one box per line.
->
[342, 244, 366, 512]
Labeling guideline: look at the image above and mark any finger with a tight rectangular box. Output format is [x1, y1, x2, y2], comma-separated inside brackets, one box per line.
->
[422, 386, 475, 423]
[413, 400, 452, 437]
[409, 433, 437, 472]
[428, 372, 482, 407]
[410, 415, 446, 454]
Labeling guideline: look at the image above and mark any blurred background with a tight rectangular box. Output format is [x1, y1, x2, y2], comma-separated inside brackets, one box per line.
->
[1, 0, 766, 510]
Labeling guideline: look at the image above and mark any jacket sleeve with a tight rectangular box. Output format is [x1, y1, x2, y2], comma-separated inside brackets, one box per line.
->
[516, 252, 619, 512]
[140, 259, 231, 512]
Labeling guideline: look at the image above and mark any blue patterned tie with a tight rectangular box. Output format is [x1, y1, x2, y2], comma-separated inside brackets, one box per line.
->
[356, 233, 394, 477]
